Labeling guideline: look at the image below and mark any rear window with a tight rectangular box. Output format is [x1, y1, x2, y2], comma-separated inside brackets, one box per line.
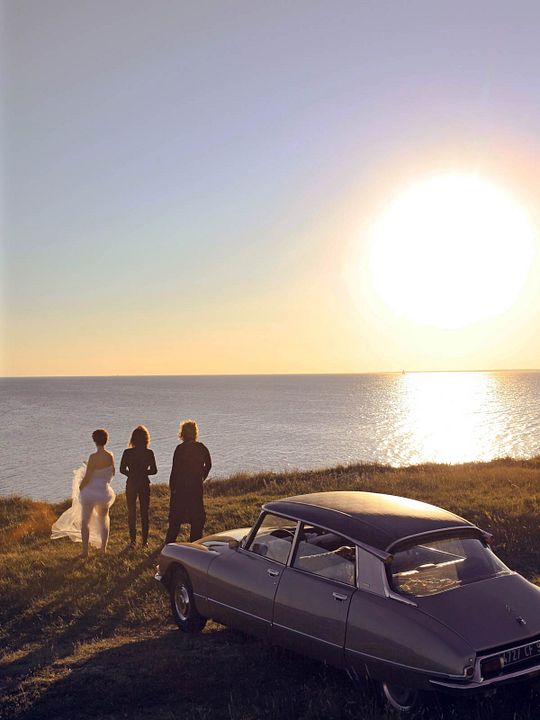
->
[389, 537, 508, 597]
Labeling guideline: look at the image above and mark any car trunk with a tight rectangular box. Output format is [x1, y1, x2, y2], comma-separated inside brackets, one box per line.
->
[417, 573, 540, 652]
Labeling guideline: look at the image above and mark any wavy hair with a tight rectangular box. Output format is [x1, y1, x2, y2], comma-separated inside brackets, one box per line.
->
[129, 425, 150, 448]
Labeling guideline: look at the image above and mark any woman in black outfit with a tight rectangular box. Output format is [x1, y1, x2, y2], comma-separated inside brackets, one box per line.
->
[165, 419, 212, 543]
[120, 425, 157, 546]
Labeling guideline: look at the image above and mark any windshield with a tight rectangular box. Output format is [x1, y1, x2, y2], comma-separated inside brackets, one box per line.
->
[389, 537, 509, 597]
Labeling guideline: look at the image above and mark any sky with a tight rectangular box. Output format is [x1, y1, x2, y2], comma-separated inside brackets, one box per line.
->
[2, 0, 540, 376]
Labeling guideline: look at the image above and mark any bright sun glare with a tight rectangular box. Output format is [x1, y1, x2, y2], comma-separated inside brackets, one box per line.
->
[369, 174, 534, 328]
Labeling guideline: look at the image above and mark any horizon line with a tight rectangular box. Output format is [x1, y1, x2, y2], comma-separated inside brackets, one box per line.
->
[2, 368, 540, 380]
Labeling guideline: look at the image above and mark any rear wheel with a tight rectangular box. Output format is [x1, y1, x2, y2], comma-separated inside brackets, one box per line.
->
[382, 682, 420, 714]
[169, 567, 207, 633]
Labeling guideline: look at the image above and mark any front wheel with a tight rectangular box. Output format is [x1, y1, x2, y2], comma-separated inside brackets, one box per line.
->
[382, 682, 420, 714]
[169, 567, 207, 633]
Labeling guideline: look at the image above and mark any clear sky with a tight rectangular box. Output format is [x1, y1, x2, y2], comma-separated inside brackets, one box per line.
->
[3, 0, 540, 376]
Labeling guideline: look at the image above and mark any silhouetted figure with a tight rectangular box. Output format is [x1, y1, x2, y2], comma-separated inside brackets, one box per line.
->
[120, 425, 157, 546]
[165, 419, 212, 543]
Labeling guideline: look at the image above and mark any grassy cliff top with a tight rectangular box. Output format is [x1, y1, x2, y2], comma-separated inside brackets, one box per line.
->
[2, 459, 540, 720]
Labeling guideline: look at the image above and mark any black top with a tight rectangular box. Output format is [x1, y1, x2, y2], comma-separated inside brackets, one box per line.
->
[169, 441, 212, 494]
[120, 447, 157, 483]
[264, 491, 478, 553]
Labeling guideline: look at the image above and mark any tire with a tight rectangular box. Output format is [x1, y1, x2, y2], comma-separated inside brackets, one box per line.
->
[382, 682, 420, 714]
[169, 566, 207, 633]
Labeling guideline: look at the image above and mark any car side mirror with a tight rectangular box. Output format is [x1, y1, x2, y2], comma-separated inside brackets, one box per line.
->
[229, 539, 240, 551]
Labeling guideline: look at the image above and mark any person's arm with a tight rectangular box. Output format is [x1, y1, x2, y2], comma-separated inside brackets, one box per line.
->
[147, 449, 157, 476]
[110, 452, 116, 476]
[119, 450, 129, 477]
[79, 455, 95, 490]
[202, 445, 212, 481]
[169, 446, 179, 494]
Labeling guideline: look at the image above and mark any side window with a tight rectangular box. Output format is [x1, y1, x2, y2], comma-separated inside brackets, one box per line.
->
[245, 513, 297, 565]
[292, 523, 356, 586]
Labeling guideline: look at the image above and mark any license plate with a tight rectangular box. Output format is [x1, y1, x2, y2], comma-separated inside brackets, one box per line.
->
[504, 641, 540, 667]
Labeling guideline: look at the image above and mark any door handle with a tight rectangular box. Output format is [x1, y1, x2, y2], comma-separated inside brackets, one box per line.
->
[333, 592, 348, 601]
[267, 568, 280, 577]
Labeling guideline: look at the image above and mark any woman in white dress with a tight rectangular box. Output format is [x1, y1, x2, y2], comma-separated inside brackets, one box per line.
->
[51, 428, 116, 557]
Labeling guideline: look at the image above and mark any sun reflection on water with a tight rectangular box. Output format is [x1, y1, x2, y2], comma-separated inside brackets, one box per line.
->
[397, 372, 506, 464]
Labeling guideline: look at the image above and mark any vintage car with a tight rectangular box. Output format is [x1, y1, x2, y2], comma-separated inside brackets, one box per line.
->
[155, 491, 540, 713]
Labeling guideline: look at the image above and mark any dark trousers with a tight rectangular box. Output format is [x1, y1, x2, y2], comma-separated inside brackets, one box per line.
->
[126, 480, 150, 543]
[165, 506, 205, 544]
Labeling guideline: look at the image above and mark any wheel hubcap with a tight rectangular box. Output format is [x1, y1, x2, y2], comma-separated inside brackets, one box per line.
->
[382, 682, 418, 712]
[174, 584, 190, 621]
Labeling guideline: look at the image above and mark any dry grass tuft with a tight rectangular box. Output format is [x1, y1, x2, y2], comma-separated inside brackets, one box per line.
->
[0, 497, 57, 550]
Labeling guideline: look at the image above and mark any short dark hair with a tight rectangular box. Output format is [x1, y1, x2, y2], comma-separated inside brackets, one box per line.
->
[129, 425, 150, 448]
[92, 428, 109, 446]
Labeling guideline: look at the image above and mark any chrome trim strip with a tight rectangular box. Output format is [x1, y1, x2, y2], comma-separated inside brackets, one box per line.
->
[207, 597, 270, 624]
[430, 662, 540, 690]
[286, 521, 302, 568]
[385, 526, 487, 553]
[381, 563, 418, 607]
[386, 589, 418, 608]
[282, 562, 357, 590]
[272, 622, 342, 649]
[346, 647, 466, 681]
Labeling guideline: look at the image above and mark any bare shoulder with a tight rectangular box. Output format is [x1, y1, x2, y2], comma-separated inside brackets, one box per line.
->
[106, 450, 115, 463]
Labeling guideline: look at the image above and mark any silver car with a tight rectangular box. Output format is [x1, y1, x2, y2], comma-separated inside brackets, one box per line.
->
[156, 490, 540, 713]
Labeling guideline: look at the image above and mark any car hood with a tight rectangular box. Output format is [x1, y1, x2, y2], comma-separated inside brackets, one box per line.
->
[199, 527, 251, 543]
[417, 573, 540, 651]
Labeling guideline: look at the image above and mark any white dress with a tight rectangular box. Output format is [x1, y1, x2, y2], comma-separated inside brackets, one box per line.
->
[79, 465, 115, 506]
[51, 464, 116, 548]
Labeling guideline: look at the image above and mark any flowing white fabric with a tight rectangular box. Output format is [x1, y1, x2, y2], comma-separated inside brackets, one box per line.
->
[51, 464, 116, 548]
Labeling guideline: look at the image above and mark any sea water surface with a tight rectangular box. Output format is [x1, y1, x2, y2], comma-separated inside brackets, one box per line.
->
[1, 372, 539, 502]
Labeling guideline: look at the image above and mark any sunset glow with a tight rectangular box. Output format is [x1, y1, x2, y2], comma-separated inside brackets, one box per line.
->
[369, 175, 534, 328]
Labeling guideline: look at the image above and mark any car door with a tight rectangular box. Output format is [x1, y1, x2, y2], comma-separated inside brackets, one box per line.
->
[272, 523, 356, 667]
[205, 512, 298, 640]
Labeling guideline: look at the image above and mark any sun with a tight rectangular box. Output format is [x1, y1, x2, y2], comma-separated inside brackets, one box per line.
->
[369, 174, 534, 328]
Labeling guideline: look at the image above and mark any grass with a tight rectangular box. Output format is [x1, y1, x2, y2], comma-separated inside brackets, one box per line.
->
[2, 458, 540, 719]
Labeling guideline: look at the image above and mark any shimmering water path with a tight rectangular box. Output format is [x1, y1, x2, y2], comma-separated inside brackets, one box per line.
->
[1, 372, 539, 501]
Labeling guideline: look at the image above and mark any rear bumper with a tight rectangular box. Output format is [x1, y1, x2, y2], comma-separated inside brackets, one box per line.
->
[430, 662, 540, 694]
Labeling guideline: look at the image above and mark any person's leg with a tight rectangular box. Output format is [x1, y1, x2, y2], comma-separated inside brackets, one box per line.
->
[189, 510, 205, 542]
[139, 483, 150, 545]
[95, 504, 110, 553]
[165, 505, 182, 544]
[125, 480, 137, 544]
[80, 499, 94, 557]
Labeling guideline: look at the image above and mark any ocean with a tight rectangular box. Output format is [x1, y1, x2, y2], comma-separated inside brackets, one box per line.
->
[1, 372, 539, 502]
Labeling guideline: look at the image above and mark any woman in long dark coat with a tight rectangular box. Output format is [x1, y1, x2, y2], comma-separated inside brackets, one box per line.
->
[165, 419, 212, 543]
[120, 425, 157, 546]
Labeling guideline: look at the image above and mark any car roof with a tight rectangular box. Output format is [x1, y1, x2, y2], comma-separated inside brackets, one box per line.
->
[263, 491, 478, 553]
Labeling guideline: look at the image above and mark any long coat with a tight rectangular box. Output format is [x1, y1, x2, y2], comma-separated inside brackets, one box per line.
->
[169, 440, 212, 523]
